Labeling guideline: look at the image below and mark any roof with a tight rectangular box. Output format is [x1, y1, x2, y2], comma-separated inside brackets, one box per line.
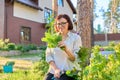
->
[16, 0, 43, 11]
[66, 0, 76, 14]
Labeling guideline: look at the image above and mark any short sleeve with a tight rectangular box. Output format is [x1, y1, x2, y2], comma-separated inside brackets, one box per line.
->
[46, 47, 54, 63]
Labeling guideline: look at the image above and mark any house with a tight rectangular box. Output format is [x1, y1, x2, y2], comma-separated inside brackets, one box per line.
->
[0, 0, 76, 45]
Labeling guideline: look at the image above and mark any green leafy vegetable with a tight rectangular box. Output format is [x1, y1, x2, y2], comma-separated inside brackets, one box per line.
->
[41, 32, 62, 48]
[66, 67, 79, 80]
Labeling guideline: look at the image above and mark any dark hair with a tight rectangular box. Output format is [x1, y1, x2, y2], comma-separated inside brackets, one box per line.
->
[55, 14, 73, 30]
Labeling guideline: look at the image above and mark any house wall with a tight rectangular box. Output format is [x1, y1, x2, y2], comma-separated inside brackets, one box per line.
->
[14, 2, 43, 23]
[0, 0, 5, 39]
[14, 0, 74, 23]
[38, 0, 52, 22]
[58, 0, 73, 21]
[6, 2, 46, 45]
[4, 0, 75, 45]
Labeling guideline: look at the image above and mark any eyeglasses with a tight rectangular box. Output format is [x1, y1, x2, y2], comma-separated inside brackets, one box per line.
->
[55, 22, 68, 27]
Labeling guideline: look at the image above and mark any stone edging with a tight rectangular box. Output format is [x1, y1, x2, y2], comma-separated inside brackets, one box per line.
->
[0, 50, 42, 56]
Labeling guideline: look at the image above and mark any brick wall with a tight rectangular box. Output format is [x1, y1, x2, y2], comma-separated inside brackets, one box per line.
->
[5, 3, 46, 45]
[0, 0, 5, 39]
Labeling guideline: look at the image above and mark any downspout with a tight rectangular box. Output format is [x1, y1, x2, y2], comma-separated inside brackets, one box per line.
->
[52, 0, 58, 18]
[4, 0, 14, 39]
[4, 1, 7, 39]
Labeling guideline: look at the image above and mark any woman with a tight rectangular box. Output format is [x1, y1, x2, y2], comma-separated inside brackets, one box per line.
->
[44, 14, 82, 80]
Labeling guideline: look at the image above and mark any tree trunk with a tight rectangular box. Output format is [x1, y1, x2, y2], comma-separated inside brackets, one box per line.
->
[110, 0, 118, 33]
[77, 0, 94, 48]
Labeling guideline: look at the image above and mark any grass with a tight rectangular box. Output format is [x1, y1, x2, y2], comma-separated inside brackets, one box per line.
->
[0, 69, 44, 80]
[0, 50, 46, 80]
[0, 57, 33, 70]
[0, 56, 45, 80]
[0, 50, 45, 69]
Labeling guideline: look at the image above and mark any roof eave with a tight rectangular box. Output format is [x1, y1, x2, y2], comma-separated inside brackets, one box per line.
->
[66, 0, 76, 14]
[16, 0, 43, 11]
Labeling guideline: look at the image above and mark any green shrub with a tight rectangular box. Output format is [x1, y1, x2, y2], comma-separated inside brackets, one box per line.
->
[21, 45, 30, 52]
[27, 44, 37, 50]
[109, 41, 115, 47]
[38, 45, 47, 50]
[20, 44, 37, 52]
[103, 46, 114, 51]
[16, 44, 23, 50]
[1, 45, 9, 51]
[31, 60, 49, 76]
[83, 46, 120, 80]
[66, 47, 91, 80]
[7, 43, 15, 50]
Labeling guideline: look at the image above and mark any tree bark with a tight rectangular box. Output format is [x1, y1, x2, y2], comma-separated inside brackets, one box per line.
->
[77, 0, 94, 48]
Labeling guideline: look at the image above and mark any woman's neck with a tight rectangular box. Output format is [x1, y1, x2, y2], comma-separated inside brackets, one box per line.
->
[61, 31, 69, 40]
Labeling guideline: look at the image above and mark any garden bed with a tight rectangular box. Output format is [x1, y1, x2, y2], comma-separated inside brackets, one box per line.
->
[0, 50, 42, 57]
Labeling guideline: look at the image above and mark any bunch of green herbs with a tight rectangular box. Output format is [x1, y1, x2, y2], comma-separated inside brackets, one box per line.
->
[41, 15, 62, 48]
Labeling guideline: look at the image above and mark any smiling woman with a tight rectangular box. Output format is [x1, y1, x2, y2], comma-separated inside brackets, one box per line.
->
[44, 14, 82, 80]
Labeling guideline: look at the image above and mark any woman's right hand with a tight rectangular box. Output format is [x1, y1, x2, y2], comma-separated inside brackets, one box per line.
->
[54, 68, 61, 78]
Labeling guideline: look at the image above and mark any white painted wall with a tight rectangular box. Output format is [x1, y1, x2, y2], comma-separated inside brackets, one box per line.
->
[13, 0, 74, 24]
[38, 0, 52, 23]
[58, 0, 73, 22]
[58, 0, 74, 30]
[14, 2, 43, 23]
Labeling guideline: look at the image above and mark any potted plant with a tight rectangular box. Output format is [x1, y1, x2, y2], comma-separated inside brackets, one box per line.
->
[3, 61, 15, 73]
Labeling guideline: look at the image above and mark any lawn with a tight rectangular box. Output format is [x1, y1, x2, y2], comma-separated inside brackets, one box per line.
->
[0, 52, 46, 80]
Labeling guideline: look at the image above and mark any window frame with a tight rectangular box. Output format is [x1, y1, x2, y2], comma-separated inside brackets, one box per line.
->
[58, 0, 64, 7]
[44, 7, 53, 23]
[20, 26, 31, 42]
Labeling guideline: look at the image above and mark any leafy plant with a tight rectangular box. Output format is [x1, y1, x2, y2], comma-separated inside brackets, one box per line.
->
[41, 32, 62, 48]
[82, 46, 120, 80]
[41, 15, 63, 48]
[27, 44, 37, 50]
[16, 44, 23, 50]
[65, 47, 90, 80]
[21, 45, 30, 52]
[66, 67, 79, 80]
[7, 43, 15, 50]
[38, 45, 47, 50]
[31, 60, 49, 76]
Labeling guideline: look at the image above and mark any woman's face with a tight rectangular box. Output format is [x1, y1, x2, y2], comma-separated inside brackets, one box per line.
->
[55, 18, 68, 34]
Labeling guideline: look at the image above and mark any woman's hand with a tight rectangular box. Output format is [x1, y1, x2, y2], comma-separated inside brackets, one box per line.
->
[58, 41, 75, 61]
[58, 41, 67, 50]
[54, 68, 61, 78]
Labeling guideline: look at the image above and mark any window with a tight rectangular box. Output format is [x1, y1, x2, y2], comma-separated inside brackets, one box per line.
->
[58, 0, 64, 7]
[44, 8, 52, 23]
[20, 27, 31, 41]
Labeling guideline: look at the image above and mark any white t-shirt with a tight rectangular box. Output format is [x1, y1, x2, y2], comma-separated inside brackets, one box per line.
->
[46, 31, 82, 74]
